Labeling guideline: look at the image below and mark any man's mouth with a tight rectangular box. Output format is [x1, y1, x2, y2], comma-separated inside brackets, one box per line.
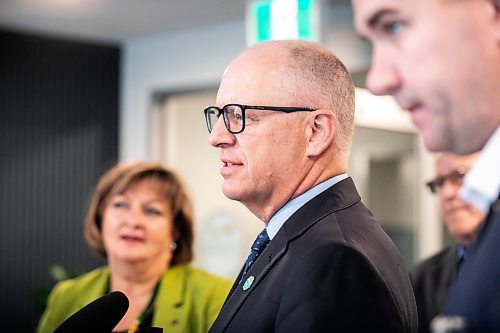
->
[222, 158, 242, 167]
[220, 159, 243, 176]
[445, 204, 467, 216]
[401, 101, 422, 113]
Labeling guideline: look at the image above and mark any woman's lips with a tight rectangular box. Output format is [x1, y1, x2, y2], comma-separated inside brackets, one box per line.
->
[121, 235, 144, 243]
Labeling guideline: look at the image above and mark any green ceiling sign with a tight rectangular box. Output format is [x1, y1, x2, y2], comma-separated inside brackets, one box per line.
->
[248, 0, 317, 45]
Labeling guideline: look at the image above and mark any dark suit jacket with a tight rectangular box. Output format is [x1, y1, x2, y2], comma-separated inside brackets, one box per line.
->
[410, 246, 457, 333]
[443, 197, 500, 333]
[209, 177, 418, 333]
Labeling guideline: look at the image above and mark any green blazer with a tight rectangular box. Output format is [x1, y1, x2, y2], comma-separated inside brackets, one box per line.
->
[36, 264, 231, 333]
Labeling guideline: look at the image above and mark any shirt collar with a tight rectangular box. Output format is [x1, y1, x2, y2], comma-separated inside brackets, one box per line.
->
[460, 127, 500, 213]
[266, 174, 349, 240]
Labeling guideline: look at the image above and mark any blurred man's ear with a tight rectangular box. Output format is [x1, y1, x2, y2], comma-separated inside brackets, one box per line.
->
[305, 109, 336, 158]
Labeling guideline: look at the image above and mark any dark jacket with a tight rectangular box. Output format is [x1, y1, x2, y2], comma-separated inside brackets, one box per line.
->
[209, 177, 418, 333]
[444, 197, 500, 333]
[410, 245, 457, 333]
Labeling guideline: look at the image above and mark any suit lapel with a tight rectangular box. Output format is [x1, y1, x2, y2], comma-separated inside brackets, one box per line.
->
[436, 246, 458, 308]
[225, 270, 243, 299]
[211, 177, 361, 331]
[491, 196, 500, 212]
[281, 177, 360, 242]
[213, 231, 288, 331]
[75, 268, 109, 310]
[153, 265, 187, 333]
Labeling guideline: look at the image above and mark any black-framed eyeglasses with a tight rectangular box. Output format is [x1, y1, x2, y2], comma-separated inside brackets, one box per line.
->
[426, 167, 466, 193]
[203, 104, 316, 134]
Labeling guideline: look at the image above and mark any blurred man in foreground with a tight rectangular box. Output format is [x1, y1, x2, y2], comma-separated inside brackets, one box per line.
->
[353, 0, 500, 331]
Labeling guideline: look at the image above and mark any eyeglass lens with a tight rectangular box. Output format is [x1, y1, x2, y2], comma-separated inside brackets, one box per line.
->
[205, 108, 218, 133]
[428, 169, 465, 193]
[225, 105, 244, 133]
[206, 105, 244, 134]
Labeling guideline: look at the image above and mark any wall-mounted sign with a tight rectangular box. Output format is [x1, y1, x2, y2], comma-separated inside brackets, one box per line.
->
[246, 0, 319, 45]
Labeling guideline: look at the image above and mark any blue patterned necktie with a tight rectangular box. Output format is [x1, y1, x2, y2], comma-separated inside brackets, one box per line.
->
[239, 229, 271, 284]
[456, 245, 467, 277]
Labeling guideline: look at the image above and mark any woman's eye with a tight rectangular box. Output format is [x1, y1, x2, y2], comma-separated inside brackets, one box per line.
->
[146, 208, 162, 216]
[112, 201, 127, 209]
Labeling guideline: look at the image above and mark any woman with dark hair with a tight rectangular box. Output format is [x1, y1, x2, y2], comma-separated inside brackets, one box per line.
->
[37, 162, 230, 333]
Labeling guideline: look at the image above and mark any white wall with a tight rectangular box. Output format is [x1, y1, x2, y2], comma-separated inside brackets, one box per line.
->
[121, 20, 247, 161]
[121, 2, 370, 161]
[320, 1, 371, 72]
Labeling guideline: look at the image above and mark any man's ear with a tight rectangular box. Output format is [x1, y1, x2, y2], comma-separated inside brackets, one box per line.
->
[305, 109, 336, 157]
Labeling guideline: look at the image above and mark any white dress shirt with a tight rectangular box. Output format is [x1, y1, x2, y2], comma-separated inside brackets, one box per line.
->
[266, 174, 349, 240]
[460, 127, 500, 213]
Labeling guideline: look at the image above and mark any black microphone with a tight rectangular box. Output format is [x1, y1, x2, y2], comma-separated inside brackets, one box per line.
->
[53, 291, 129, 333]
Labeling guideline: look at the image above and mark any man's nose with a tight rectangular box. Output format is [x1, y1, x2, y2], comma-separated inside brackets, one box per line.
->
[208, 116, 236, 147]
[366, 47, 402, 96]
[439, 180, 460, 200]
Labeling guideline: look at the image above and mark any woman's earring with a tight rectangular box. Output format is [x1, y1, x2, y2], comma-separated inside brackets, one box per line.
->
[170, 242, 177, 251]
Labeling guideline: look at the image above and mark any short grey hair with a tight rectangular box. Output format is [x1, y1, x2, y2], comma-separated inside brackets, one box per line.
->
[251, 40, 355, 159]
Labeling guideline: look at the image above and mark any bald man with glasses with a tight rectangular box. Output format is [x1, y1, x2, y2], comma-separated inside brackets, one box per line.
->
[204, 40, 417, 333]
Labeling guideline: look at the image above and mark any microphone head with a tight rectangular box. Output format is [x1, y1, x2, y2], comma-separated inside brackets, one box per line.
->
[54, 291, 129, 333]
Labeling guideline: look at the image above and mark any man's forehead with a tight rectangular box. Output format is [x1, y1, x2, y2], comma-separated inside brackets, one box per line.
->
[217, 61, 281, 105]
[222, 49, 272, 77]
[436, 153, 478, 173]
[221, 49, 287, 87]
